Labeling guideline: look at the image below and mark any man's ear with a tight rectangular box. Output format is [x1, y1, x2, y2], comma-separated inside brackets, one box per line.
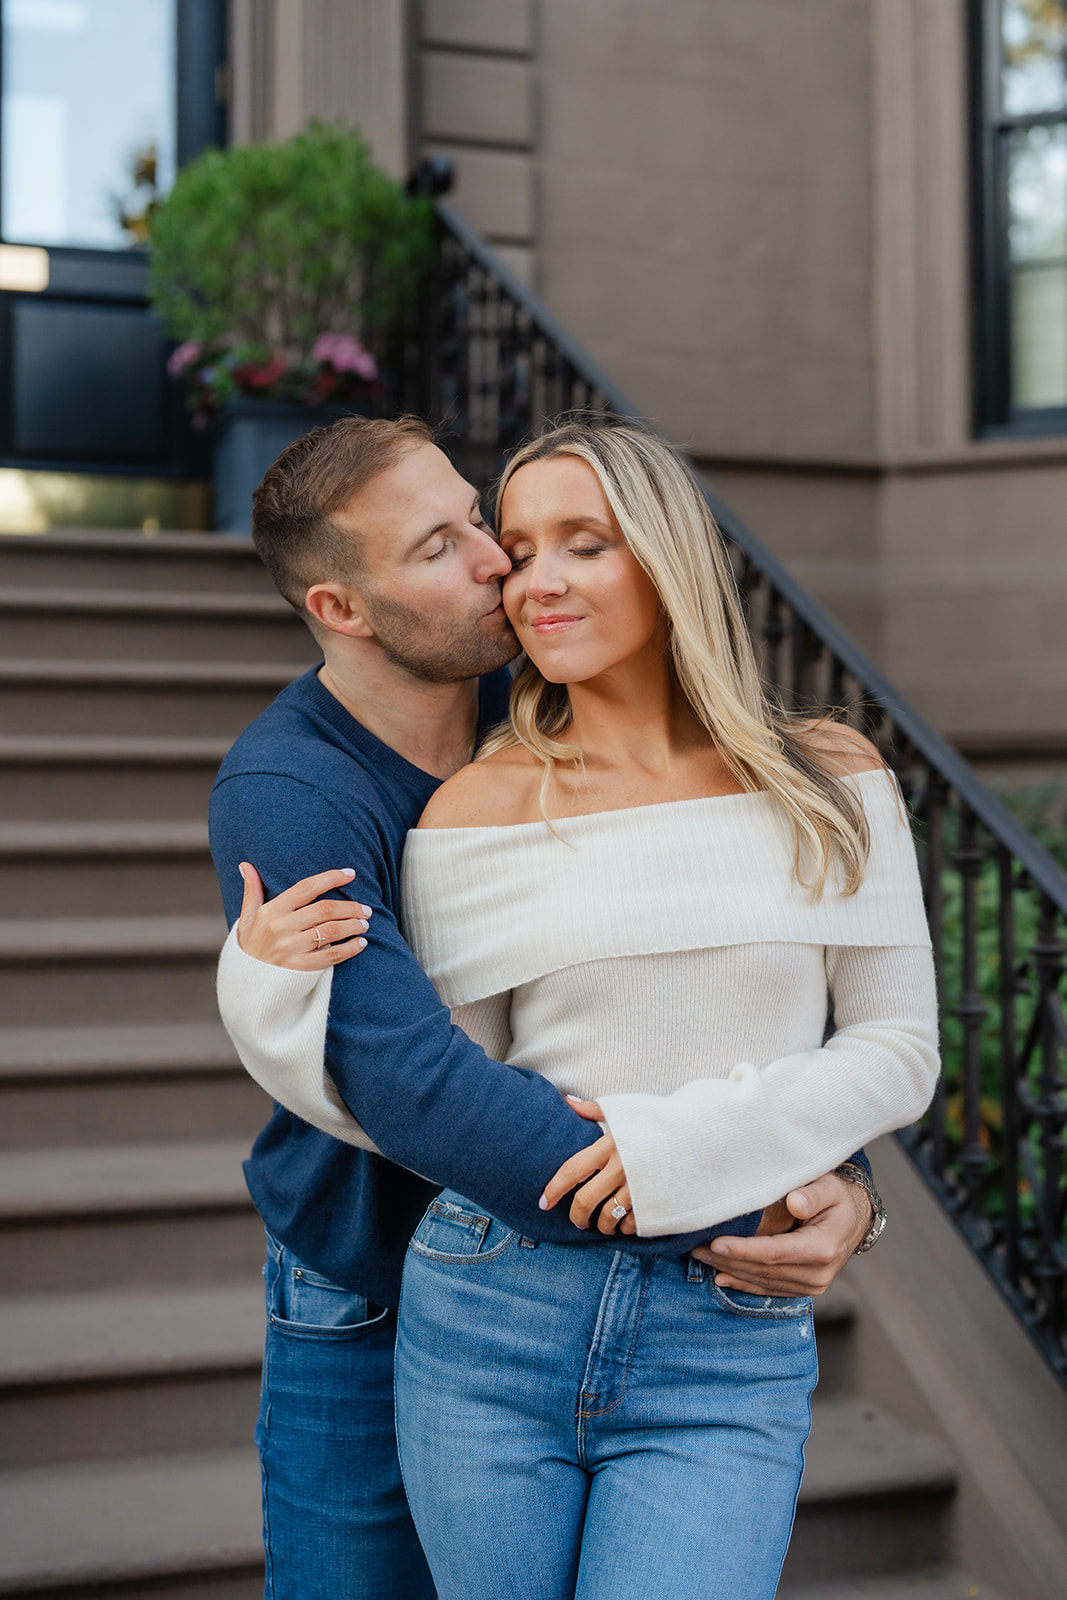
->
[304, 582, 375, 639]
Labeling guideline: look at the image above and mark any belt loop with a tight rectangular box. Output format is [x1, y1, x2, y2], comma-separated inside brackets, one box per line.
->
[687, 1253, 705, 1284]
[520, 1236, 537, 1249]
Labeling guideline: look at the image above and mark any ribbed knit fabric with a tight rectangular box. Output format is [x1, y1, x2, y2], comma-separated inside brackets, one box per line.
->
[217, 768, 939, 1233]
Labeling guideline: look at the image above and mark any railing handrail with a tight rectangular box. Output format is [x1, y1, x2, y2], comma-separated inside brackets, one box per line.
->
[436, 197, 1067, 915]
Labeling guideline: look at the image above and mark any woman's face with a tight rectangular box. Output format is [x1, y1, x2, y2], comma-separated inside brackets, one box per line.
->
[498, 455, 667, 686]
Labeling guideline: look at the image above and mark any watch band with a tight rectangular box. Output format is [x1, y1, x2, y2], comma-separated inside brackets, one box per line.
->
[833, 1162, 888, 1253]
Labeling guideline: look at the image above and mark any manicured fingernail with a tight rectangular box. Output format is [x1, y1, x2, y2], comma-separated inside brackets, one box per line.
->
[360, 906, 372, 917]
[238, 863, 248, 881]
[538, 1194, 549, 1210]
[565, 1094, 582, 1104]
[710, 1242, 729, 1256]
[356, 938, 367, 950]
[340, 868, 356, 878]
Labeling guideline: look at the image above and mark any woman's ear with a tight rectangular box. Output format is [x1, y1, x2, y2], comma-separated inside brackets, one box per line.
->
[304, 583, 375, 639]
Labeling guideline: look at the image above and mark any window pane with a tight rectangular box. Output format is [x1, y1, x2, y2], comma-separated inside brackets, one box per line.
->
[1002, 0, 1067, 116]
[1009, 123, 1067, 406]
[1, 0, 176, 250]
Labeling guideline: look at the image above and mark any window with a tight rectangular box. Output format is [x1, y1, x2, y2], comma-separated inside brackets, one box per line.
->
[973, 0, 1067, 433]
[0, 0, 226, 472]
[1, 0, 177, 251]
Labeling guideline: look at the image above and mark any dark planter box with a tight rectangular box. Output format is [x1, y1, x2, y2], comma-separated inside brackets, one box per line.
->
[213, 398, 365, 534]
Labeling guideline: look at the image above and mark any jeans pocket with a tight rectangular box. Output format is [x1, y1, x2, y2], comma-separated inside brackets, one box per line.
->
[709, 1282, 814, 1320]
[268, 1248, 389, 1337]
[408, 1195, 517, 1263]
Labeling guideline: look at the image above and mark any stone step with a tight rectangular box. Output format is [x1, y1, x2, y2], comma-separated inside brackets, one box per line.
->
[0, 916, 225, 1026]
[0, 528, 274, 594]
[0, 1140, 259, 1294]
[0, 1285, 262, 1469]
[0, 1447, 262, 1599]
[0, 736, 229, 821]
[0, 1023, 268, 1150]
[779, 1570, 1003, 1600]
[0, 658, 299, 738]
[0, 585, 317, 663]
[0, 821, 219, 917]
[0, 1402, 959, 1598]
[784, 1399, 958, 1586]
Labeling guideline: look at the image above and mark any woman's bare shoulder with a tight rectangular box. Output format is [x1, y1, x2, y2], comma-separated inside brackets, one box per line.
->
[794, 718, 884, 778]
[417, 745, 541, 830]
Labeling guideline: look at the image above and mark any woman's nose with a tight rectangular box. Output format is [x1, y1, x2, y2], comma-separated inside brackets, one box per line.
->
[526, 554, 566, 599]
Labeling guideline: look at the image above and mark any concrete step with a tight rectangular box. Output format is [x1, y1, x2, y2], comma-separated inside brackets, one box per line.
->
[0, 821, 219, 917]
[0, 916, 225, 1026]
[0, 1023, 268, 1150]
[779, 1570, 1004, 1600]
[0, 586, 317, 663]
[784, 1399, 958, 1585]
[0, 1447, 262, 1599]
[0, 658, 299, 737]
[0, 1284, 262, 1469]
[0, 1140, 259, 1294]
[0, 736, 229, 821]
[0, 528, 275, 594]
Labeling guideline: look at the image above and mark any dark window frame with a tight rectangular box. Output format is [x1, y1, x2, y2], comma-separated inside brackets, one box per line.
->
[970, 0, 1067, 437]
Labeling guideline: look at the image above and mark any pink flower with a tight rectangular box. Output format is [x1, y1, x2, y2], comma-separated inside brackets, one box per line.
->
[312, 331, 377, 381]
[166, 340, 202, 378]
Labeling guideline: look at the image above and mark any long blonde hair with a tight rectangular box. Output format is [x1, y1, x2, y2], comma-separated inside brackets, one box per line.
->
[480, 416, 873, 896]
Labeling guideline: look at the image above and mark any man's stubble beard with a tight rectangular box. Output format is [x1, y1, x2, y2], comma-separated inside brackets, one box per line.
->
[363, 587, 520, 684]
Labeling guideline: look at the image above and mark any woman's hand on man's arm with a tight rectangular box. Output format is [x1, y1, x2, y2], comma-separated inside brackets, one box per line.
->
[541, 1096, 874, 1289]
[236, 862, 373, 972]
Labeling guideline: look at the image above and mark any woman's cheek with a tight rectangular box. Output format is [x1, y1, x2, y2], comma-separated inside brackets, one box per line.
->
[501, 573, 524, 627]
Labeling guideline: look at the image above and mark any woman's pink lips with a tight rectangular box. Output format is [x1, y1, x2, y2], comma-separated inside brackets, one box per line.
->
[529, 615, 583, 635]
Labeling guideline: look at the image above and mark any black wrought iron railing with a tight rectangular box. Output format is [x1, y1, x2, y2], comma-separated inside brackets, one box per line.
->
[400, 191, 1067, 1383]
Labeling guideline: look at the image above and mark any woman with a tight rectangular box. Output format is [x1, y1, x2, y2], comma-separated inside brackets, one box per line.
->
[220, 418, 938, 1599]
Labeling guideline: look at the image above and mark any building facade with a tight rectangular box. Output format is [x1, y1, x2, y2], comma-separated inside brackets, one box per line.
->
[2, 0, 1064, 774]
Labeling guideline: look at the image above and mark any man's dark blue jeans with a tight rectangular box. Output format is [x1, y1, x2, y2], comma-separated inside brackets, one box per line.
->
[258, 1231, 435, 1600]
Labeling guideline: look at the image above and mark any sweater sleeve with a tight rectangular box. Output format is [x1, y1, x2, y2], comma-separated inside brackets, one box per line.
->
[216, 922, 381, 1156]
[597, 942, 938, 1234]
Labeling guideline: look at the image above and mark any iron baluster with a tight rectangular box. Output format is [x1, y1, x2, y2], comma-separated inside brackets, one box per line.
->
[998, 845, 1022, 1287]
[1030, 896, 1066, 1350]
[953, 809, 990, 1233]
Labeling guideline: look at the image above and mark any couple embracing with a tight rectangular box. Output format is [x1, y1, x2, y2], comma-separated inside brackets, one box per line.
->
[210, 413, 938, 1600]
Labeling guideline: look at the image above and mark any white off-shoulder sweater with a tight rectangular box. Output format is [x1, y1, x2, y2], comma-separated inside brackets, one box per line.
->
[217, 768, 939, 1234]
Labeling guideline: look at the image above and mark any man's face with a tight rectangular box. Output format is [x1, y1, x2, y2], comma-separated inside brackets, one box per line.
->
[334, 443, 519, 683]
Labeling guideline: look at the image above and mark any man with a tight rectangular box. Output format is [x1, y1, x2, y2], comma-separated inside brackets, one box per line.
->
[209, 416, 881, 1600]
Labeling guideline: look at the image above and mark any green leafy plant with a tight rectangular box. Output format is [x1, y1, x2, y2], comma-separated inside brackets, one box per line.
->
[147, 122, 433, 422]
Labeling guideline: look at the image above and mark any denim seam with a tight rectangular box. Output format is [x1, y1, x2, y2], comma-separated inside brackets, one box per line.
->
[577, 1255, 651, 1424]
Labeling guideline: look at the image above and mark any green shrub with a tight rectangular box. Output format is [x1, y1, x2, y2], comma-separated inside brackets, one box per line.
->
[147, 122, 433, 373]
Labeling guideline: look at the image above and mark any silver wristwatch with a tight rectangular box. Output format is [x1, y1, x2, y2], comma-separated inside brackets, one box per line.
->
[834, 1162, 888, 1253]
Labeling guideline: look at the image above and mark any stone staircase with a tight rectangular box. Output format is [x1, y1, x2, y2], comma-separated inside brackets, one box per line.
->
[0, 530, 315, 1600]
[0, 529, 1003, 1598]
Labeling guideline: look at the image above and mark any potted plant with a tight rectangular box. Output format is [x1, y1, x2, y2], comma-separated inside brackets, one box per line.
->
[147, 121, 433, 532]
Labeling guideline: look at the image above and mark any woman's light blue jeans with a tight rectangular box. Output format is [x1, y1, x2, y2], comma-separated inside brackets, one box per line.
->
[395, 1192, 818, 1600]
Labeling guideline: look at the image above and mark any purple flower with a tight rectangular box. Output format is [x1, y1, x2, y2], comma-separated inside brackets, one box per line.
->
[312, 331, 377, 381]
[166, 340, 202, 378]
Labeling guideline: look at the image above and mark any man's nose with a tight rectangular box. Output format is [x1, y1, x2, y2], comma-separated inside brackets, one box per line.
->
[473, 528, 512, 581]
